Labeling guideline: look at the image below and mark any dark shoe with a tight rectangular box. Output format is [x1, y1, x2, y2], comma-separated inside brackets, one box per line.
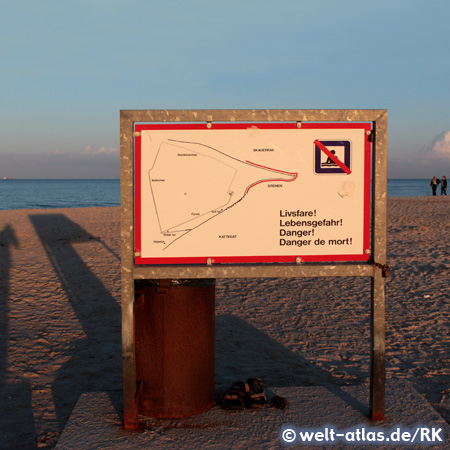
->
[270, 395, 290, 409]
[221, 381, 246, 410]
[244, 378, 267, 409]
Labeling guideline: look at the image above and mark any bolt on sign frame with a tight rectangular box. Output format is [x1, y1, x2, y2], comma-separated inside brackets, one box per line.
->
[120, 109, 388, 429]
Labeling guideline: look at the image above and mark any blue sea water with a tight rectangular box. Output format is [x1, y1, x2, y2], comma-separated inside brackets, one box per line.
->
[0, 179, 120, 211]
[387, 179, 433, 198]
[0, 178, 440, 211]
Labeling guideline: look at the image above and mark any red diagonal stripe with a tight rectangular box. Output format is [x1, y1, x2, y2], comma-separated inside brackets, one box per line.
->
[314, 140, 351, 175]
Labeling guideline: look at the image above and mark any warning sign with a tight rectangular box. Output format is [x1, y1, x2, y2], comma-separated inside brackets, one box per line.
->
[314, 140, 351, 174]
[134, 122, 372, 265]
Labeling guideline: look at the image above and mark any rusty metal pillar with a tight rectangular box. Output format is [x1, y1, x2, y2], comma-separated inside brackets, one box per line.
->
[134, 279, 215, 419]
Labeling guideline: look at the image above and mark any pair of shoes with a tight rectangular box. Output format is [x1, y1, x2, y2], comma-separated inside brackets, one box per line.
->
[221, 378, 267, 410]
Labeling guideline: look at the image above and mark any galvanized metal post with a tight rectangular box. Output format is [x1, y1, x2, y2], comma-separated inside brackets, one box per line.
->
[120, 111, 139, 429]
[370, 111, 388, 421]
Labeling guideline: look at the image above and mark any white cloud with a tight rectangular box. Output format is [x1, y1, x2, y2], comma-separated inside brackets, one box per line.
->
[388, 130, 450, 178]
[429, 131, 450, 160]
[81, 146, 119, 156]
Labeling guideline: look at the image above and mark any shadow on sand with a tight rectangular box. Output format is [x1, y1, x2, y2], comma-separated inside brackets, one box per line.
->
[0, 225, 38, 450]
[29, 214, 122, 434]
[215, 314, 369, 416]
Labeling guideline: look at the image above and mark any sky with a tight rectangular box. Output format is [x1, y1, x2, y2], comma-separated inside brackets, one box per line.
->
[1, 0, 449, 179]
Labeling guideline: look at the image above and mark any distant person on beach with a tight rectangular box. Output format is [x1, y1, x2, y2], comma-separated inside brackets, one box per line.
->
[441, 176, 447, 195]
[430, 176, 440, 196]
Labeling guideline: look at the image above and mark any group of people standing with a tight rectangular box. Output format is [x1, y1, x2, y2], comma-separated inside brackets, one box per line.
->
[430, 176, 447, 196]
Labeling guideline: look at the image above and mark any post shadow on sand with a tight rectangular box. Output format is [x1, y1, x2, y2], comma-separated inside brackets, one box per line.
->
[215, 314, 370, 417]
[0, 225, 38, 450]
[29, 214, 122, 433]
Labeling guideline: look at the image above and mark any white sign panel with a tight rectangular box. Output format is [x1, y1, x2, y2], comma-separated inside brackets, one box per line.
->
[134, 122, 371, 264]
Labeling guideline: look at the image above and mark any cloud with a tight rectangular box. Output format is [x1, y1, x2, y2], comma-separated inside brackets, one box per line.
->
[388, 130, 450, 178]
[429, 131, 450, 160]
[81, 146, 119, 156]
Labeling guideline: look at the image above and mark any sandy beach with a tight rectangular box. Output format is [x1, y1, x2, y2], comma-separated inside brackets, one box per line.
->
[0, 196, 449, 449]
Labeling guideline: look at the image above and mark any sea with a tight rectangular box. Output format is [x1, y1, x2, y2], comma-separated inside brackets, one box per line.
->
[0, 179, 440, 211]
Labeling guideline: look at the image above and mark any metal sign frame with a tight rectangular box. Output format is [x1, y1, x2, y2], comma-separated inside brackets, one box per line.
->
[120, 109, 388, 429]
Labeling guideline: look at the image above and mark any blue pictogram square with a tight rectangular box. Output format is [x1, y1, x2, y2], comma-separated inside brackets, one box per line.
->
[314, 141, 351, 174]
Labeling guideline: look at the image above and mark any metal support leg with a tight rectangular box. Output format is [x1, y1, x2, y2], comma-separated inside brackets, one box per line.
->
[122, 273, 138, 429]
[370, 269, 386, 421]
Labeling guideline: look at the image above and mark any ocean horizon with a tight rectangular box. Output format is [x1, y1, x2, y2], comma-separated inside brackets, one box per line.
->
[0, 178, 445, 211]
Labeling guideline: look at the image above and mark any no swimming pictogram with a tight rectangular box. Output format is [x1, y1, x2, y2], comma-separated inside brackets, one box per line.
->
[314, 140, 351, 174]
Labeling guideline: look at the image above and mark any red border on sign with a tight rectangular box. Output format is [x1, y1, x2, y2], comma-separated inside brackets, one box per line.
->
[134, 122, 372, 265]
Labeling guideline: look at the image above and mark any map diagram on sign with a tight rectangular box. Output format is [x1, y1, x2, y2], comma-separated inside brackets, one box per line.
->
[149, 139, 298, 249]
